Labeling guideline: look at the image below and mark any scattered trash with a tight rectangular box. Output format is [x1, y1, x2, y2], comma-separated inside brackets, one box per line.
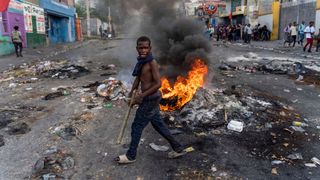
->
[45, 146, 58, 155]
[227, 120, 244, 132]
[82, 81, 100, 89]
[271, 168, 278, 175]
[211, 129, 221, 135]
[283, 143, 289, 147]
[292, 121, 308, 127]
[6, 122, 31, 135]
[42, 173, 57, 180]
[41, 65, 90, 79]
[271, 160, 285, 165]
[0, 76, 14, 83]
[184, 147, 195, 153]
[169, 129, 183, 135]
[97, 78, 128, 100]
[104, 103, 113, 108]
[265, 123, 273, 129]
[211, 164, 217, 172]
[26, 87, 33, 91]
[101, 64, 116, 70]
[44, 88, 70, 100]
[8, 83, 17, 88]
[51, 125, 78, 141]
[283, 89, 290, 93]
[79, 111, 94, 121]
[287, 153, 303, 160]
[80, 96, 94, 103]
[32, 149, 74, 179]
[305, 163, 317, 168]
[149, 143, 169, 152]
[296, 88, 303, 91]
[311, 157, 320, 166]
[290, 126, 306, 132]
[61, 156, 75, 170]
[100, 70, 117, 76]
[195, 132, 207, 137]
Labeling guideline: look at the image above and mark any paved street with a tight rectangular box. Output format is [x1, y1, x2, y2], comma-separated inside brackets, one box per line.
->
[0, 37, 320, 179]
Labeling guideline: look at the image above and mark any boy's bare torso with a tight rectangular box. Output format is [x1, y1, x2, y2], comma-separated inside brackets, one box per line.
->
[139, 61, 158, 94]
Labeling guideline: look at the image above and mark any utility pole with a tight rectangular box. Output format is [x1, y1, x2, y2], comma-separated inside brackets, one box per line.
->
[108, 0, 112, 35]
[86, 0, 91, 37]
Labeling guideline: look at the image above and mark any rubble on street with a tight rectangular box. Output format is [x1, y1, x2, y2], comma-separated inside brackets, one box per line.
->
[0, 39, 320, 179]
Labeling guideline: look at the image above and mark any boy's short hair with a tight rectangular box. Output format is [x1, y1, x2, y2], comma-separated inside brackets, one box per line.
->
[14, 26, 19, 30]
[137, 36, 151, 46]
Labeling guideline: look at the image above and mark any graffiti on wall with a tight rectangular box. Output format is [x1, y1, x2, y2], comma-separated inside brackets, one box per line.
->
[23, 3, 45, 34]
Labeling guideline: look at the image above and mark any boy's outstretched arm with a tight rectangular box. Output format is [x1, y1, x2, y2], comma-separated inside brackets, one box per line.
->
[140, 61, 161, 98]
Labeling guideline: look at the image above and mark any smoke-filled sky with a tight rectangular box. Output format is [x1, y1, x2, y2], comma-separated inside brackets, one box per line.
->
[98, 0, 212, 77]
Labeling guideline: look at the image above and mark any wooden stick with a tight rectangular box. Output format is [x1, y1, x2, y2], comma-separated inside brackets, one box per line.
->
[116, 91, 136, 144]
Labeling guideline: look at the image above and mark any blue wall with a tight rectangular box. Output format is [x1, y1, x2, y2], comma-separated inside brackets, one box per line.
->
[40, 0, 75, 17]
[40, 0, 76, 44]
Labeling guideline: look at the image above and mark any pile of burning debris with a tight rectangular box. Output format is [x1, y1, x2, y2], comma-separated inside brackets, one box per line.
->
[161, 85, 320, 169]
[162, 85, 302, 133]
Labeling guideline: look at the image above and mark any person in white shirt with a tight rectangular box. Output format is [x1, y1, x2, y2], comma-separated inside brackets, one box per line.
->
[244, 24, 252, 44]
[303, 21, 315, 52]
[290, 22, 298, 47]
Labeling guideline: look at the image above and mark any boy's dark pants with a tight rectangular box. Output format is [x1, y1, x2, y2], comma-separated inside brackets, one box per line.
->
[126, 97, 183, 160]
[13, 42, 23, 56]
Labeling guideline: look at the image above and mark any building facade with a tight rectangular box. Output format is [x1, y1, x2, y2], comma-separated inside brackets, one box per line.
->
[23, 0, 46, 48]
[40, 0, 76, 44]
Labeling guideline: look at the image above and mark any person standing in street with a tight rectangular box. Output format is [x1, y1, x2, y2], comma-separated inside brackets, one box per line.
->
[11, 26, 23, 57]
[99, 25, 103, 39]
[208, 25, 215, 40]
[283, 23, 292, 47]
[298, 21, 306, 45]
[303, 21, 315, 53]
[244, 24, 252, 44]
[115, 36, 187, 164]
[290, 22, 298, 47]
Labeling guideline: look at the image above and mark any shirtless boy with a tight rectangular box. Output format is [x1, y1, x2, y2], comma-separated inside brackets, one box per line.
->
[116, 36, 186, 164]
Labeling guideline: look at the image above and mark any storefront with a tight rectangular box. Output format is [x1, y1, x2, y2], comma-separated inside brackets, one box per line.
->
[23, 2, 46, 48]
[40, 0, 76, 44]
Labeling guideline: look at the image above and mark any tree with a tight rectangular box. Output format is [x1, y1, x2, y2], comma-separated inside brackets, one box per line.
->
[75, 0, 86, 17]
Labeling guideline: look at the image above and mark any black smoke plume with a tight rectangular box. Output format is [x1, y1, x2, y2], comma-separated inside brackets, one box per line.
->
[96, 0, 212, 76]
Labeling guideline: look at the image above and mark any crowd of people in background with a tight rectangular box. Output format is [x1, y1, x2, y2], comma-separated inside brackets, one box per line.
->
[205, 20, 320, 53]
[283, 21, 320, 53]
[209, 23, 271, 44]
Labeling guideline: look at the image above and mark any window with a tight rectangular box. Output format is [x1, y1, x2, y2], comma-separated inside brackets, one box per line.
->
[1, 12, 8, 33]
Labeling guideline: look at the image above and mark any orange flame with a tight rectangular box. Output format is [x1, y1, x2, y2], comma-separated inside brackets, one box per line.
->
[160, 59, 208, 111]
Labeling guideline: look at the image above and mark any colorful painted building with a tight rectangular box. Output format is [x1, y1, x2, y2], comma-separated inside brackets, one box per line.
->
[23, 1, 46, 48]
[0, 0, 26, 56]
[40, 0, 76, 44]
